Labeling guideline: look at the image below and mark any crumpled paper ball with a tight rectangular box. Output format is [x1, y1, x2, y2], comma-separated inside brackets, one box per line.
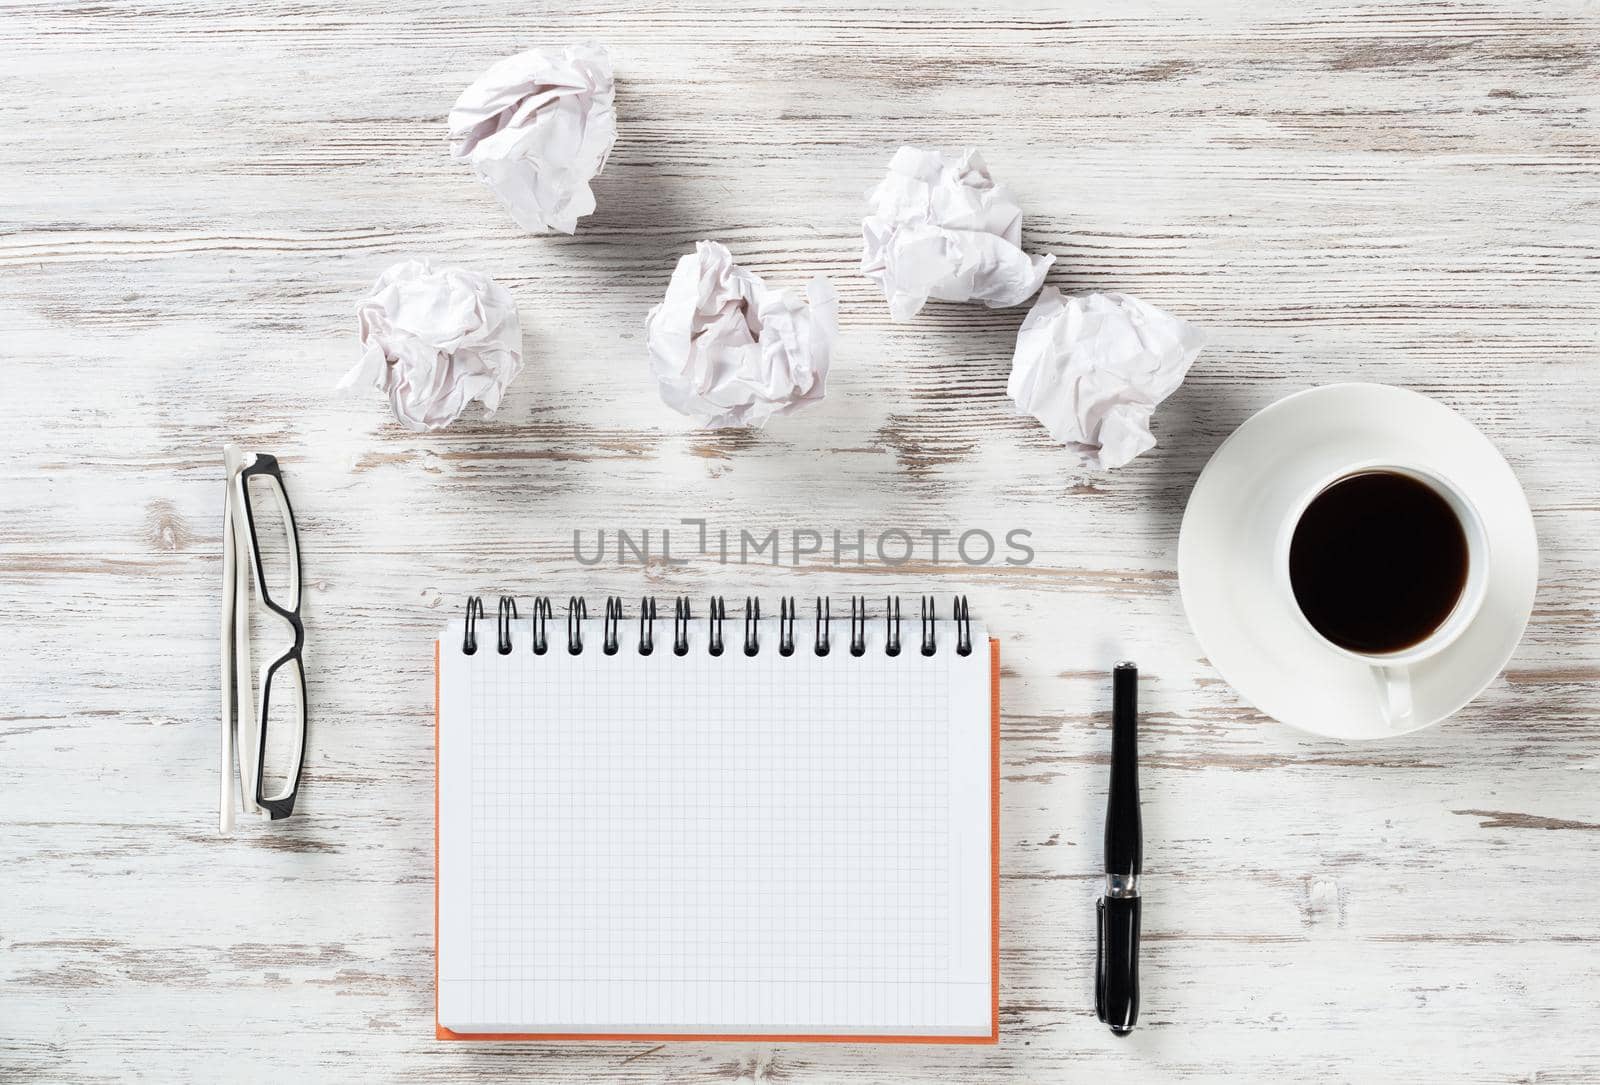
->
[646, 241, 838, 429]
[1007, 287, 1205, 469]
[340, 259, 524, 432]
[447, 41, 617, 234]
[861, 146, 1054, 322]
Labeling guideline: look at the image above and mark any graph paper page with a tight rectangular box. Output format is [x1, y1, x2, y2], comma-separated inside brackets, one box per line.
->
[438, 616, 994, 1037]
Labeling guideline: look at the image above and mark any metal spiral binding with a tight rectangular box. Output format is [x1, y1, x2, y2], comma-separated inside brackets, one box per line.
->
[638, 597, 657, 655]
[462, 594, 972, 658]
[462, 595, 484, 655]
[849, 596, 867, 656]
[603, 597, 622, 655]
[567, 596, 586, 655]
[497, 595, 517, 655]
[674, 597, 691, 656]
[531, 596, 551, 654]
[744, 597, 761, 656]
[779, 597, 796, 656]
[708, 596, 727, 656]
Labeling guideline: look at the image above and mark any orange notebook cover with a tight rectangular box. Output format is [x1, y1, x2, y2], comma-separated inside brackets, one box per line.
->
[434, 622, 999, 1044]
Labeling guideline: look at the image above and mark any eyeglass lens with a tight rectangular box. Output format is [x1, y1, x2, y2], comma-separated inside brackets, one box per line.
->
[244, 472, 300, 613]
[258, 659, 305, 803]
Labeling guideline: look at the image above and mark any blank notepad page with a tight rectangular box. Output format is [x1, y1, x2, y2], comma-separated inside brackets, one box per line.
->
[437, 617, 995, 1039]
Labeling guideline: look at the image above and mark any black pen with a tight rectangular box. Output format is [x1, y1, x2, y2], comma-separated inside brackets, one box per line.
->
[1095, 661, 1141, 1035]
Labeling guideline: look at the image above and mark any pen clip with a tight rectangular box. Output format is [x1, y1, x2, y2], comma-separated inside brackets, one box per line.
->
[1094, 896, 1107, 1024]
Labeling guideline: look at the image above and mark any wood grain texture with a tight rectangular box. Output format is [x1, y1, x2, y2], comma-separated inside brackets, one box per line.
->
[3, 0, 1599, 1080]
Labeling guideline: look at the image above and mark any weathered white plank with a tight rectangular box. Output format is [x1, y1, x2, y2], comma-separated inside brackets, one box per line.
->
[3, 0, 1599, 1081]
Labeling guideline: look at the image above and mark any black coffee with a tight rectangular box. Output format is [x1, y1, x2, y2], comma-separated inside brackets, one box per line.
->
[1289, 471, 1469, 654]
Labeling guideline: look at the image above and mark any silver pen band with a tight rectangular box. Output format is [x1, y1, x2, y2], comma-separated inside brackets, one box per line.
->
[1105, 873, 1140, 898]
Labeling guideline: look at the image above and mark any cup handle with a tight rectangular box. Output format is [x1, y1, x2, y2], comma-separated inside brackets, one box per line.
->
[1374, 665, 1414, 727]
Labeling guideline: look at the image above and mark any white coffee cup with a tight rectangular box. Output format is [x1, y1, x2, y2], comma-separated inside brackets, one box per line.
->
[1276, 463, 1491, 727]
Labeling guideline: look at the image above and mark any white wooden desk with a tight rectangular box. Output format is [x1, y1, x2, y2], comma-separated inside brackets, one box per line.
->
[4, 1, 1598, 1080]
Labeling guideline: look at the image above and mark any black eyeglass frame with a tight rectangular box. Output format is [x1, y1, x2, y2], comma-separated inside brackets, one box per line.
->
[234, 452, 306, 820]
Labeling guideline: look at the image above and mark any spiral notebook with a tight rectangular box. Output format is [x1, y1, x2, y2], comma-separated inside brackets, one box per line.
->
[435, 595, 999, 1043]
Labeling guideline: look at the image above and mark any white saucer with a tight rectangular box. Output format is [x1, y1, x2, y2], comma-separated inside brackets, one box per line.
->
[1177, 383, 1538, 741]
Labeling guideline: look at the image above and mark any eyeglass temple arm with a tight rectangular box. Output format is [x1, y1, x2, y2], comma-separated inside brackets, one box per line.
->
[219, 467, 238, 835]
[226, 451, 268, 819]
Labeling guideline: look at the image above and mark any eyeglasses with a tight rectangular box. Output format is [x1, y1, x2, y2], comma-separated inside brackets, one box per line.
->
[221, 445, 306, 831]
